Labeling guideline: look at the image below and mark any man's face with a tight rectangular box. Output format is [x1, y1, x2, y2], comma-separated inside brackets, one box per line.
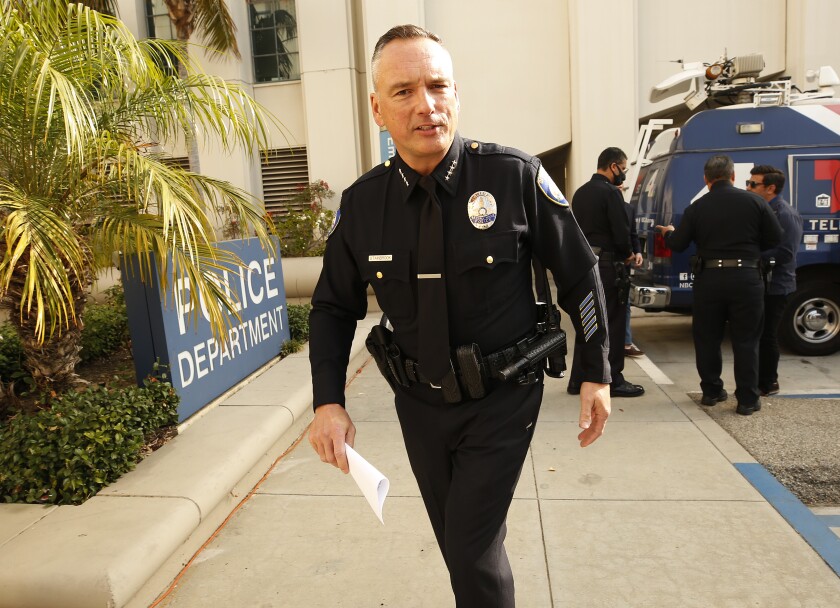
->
[746, 175, 775, 201]
[370, 38, 459, 174]
[610, 160, 628, 186]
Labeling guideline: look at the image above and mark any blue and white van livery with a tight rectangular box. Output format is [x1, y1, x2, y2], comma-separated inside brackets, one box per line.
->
[628, 60, 840, 355]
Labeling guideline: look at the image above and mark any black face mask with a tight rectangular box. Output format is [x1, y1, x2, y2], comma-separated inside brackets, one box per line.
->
[612, 165, 627, 186]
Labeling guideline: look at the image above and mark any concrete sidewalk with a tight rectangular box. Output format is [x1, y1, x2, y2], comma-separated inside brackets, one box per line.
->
[2, 311, 839, 607]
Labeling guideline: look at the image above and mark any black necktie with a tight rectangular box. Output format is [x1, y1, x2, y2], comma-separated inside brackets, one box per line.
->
[417, 175, 451, 383]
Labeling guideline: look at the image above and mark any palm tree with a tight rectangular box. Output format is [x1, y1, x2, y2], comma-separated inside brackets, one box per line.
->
[160, 0, 240, 57]
[0, 0, 277, 391]
[154, 0, 240, 176]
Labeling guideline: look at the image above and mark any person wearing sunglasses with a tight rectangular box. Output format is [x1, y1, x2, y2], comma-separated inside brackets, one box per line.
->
[747, 166, 803, 396]
[655, 155, 782, 415]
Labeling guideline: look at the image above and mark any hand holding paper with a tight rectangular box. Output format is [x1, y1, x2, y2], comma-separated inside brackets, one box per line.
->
[345, 444, 390, 524]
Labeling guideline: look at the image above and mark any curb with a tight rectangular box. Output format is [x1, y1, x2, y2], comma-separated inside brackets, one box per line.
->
[0, 314, 379, 608]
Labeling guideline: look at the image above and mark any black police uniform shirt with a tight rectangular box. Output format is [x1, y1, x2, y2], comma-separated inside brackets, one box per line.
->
[664, 180, 782, 260]
[570, 174, 632, 258]
[309, 133, 611, 408]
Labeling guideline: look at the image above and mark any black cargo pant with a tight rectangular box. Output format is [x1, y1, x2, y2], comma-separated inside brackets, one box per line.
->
[758, 293, 790, 390]
[394, 378, 543, 608]
[692, 268, 764, 406]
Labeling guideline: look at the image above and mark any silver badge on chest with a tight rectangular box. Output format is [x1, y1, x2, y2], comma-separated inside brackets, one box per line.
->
[467, 191, 497, 230]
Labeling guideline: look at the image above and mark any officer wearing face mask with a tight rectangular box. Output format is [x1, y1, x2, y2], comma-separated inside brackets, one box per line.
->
[568, 147, 645, 397]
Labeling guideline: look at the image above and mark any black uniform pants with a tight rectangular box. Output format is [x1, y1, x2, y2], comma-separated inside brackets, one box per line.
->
[759, 293, 790, 390]
[569, 260, 625, 386]
[692, 268, 764, 406]
[393, 378, 543, 608]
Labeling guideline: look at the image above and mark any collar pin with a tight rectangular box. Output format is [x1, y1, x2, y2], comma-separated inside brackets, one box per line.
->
[445, 159, 458, 181]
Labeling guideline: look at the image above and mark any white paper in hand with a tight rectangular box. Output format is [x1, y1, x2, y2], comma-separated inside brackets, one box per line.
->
[345, 444, 390, 524]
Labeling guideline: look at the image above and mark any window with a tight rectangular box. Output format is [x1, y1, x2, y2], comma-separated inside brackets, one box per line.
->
[144, 0, 176, 40]
[144, 0, 179, 75]
[260, 147, 309, 215]
[249, 1, 299, 83]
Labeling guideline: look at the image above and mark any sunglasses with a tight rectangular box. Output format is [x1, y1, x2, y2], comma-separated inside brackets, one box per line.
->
[745, 180, 765, 188]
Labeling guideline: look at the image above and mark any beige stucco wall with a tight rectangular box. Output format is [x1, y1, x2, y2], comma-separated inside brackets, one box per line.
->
[637, 0, 787, 119]
[115, 0, 840, 204]
[297, 0, 362, 201]
[427, 0, 572, 157]
[566, 0, 638, 192]
[786, 0, 840, 96]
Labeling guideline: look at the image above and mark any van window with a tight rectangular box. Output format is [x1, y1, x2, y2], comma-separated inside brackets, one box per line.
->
[634, 163, 666, 218]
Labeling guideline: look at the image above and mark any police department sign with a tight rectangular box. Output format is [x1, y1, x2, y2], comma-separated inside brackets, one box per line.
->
[121, 237, 289, 421]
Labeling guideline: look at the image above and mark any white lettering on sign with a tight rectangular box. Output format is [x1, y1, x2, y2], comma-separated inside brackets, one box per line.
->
[175, 256, 281, 336]
[806, 219, 840, 232]
[178, 304, 285, 388]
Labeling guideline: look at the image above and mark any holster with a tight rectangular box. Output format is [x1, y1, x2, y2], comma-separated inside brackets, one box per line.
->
[456, 343, 487, 400]
[497, 328, 567, 384]
[762, 258, 776, 291]
[690, 255, 703, 277]
[365, 324, 409, 391]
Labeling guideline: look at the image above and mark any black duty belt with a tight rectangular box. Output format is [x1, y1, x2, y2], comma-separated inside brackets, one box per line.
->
[404, 344, 520, 387]
[703, 258, 760, 269]
[591, 247, 616, 262]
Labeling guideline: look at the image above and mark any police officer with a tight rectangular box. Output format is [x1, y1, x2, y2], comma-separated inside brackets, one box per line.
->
[307, 25, 612, 608]
[568, 147, 645, 397]
[655, 155, 782, 415]
[747, 165, 803, 396]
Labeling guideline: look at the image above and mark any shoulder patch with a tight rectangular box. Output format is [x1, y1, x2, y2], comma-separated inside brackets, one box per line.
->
[537, 166, 568, 206]
[326, 206, 341, 239]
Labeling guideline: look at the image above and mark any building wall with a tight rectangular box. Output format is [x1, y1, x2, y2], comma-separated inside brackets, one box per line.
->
[116, 0, 840, 205]
[567, 0, 638, 192]
[637, 0, 787, 119]
[786, 0, 840, 95]
[427, 0, 572, 157]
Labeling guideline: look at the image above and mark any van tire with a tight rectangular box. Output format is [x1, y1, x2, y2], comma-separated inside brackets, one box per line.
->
[779, 282, 840, 356]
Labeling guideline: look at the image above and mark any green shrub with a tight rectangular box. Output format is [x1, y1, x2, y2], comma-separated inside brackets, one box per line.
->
[0, 287, 129, 387]
[273, 180, 335, 257]
[0, 374, 179, 505]
[280, 303, 310, 356]
[80, 286, 129, 363]
[0, 324, 25, 383]
[287, 303, 311, 342]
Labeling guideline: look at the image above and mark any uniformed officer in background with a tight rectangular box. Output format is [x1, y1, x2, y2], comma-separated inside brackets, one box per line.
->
[747, 165, 803, 396]
[655, 155, 782, 415]
[307, 24, 612, 608]
[568, 147, 645, 397]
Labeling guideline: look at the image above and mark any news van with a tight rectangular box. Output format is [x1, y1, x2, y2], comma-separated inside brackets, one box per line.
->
[627, 56, 840, 356]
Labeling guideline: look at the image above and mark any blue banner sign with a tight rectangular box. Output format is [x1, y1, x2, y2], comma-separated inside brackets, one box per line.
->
[379, 129, 396, 163]
[121, 237, 289, 421]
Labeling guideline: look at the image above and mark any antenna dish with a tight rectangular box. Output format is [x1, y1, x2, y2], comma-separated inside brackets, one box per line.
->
[650, 67, 705, 104]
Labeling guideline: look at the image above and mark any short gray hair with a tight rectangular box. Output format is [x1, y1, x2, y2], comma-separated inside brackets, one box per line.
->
[371, 25, 443, 91]
[704, 155, 734, 182]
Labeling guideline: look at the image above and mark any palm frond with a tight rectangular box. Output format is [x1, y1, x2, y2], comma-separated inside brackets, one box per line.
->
[0, 0, 280, 345]
[192, 0, 240, 58]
